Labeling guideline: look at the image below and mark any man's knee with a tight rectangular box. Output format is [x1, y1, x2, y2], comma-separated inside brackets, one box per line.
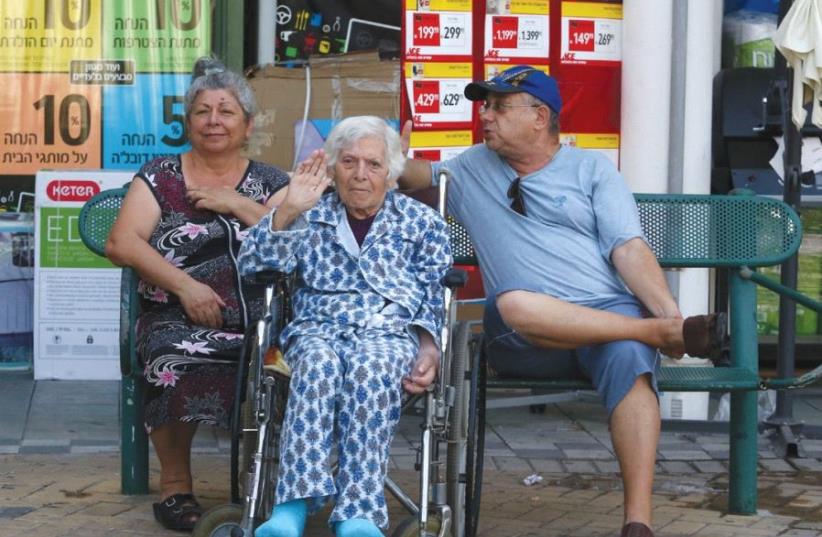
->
[495, 291, 532, 335]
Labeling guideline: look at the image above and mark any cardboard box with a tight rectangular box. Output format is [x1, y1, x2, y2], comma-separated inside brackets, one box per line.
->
[246, 52, 401, 170]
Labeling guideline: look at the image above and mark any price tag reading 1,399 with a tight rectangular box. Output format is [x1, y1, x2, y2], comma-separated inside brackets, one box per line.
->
[485, 15, 549, 59]
[561, 17, 622, 64]
[405, 10, 471, 59]
[406, 78, 473, 128]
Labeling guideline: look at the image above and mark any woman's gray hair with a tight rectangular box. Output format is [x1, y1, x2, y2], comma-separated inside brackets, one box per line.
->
[185, 56, 257, 121]
[324, 116, 406, 189]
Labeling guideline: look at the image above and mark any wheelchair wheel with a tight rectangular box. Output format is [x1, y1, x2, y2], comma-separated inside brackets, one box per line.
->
[445, 326, 485, 537]
[191, 504, 243, 537]
[390, 513, 446, 537]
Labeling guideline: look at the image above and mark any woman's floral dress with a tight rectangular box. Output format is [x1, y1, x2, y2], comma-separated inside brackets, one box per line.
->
[134, 156, 288, 432]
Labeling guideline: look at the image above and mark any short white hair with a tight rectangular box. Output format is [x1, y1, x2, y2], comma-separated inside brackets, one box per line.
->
[324, 116, 405, 188]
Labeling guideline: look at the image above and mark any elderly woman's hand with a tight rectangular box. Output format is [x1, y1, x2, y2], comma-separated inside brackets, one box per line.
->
[177, 279, 226, 329]
[285, 150, 331, 212]
[403, 330, 440, 394]
[272, 150, 331, 231]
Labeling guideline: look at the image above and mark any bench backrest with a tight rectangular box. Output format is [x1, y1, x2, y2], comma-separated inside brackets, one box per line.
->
[78, 187, 129, 257]
[450, 193, 803, 269]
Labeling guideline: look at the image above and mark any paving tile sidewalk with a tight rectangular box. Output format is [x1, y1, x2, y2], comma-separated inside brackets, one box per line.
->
[5, 378, 822, 535]
[1, 453, 822, 536]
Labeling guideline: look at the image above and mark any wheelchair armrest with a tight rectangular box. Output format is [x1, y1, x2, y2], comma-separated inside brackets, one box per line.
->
[441, 268, 468, 289]
[245, 270, 288, 286]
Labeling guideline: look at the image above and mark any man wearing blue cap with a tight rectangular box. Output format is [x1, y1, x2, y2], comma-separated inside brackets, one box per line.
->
[400, 65, 726, 537]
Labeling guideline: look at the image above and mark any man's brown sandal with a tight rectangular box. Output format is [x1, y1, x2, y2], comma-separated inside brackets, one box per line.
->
[682, 312, 728, 361]
[152, 493, 203, 531]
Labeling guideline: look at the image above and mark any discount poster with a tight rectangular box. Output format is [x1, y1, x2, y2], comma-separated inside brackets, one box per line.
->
[0, 0, 211, 212]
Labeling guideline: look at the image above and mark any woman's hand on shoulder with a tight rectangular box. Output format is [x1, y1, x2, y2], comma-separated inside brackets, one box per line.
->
[187, 185, 244, 216]
[177, 280, 226, 329]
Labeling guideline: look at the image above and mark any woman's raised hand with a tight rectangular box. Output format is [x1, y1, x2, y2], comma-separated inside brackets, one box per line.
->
[272, 150, 331, 231]
[284, 150, 331, 214]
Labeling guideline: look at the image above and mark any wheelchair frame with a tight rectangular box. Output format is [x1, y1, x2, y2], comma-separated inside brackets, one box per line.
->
[193, 170, 481, 537]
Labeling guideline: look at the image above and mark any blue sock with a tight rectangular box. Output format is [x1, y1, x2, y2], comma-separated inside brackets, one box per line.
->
[254, 499, 308, 537]
[334, 518, 383, 537]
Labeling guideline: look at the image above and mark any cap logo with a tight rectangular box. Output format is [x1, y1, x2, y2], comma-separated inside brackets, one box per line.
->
[501, 68, 537, 86]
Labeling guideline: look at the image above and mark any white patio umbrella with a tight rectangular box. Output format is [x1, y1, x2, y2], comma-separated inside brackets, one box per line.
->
[774, 0, 822, 129]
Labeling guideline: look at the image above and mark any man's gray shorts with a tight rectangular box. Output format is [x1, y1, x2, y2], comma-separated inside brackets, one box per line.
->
[483, 297, 660, 416]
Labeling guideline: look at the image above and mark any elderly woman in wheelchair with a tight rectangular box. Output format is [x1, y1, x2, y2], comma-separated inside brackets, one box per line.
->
[238, 115, 452, 537]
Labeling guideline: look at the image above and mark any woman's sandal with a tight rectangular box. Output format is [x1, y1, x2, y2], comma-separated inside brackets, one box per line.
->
[152, 493, 203, 531]
[682, 312, 728, 361]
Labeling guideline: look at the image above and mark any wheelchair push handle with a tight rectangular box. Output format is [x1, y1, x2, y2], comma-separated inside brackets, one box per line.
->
[436, 168, 452, 218]
[441, 268, 468, 289]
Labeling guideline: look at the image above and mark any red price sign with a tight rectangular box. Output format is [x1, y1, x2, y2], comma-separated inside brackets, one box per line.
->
[569, 19, 595, 52]
[413, 13, 441, 47]
[492, 16, 518, 49]
[413, 149, 441, 161]
[413, 80, 440, 114]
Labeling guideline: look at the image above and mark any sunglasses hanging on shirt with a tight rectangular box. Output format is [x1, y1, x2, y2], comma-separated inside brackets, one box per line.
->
[507, 177, 526, 216]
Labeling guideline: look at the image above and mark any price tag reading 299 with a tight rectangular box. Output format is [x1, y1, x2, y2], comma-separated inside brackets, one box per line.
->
[405, 10, 471, 59]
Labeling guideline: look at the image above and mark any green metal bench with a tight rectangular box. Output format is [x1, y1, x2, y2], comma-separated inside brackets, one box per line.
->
[450, 190, 822, 516]
[78, 187, 147, 495]
[80, 187, 821, 512]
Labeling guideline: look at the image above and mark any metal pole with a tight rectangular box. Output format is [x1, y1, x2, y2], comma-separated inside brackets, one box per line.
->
[766, 0, 805, 458]
[257, 0, 276, 65]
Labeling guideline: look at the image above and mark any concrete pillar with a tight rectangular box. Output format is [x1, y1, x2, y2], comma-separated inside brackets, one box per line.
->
[620, 0, 673, 193]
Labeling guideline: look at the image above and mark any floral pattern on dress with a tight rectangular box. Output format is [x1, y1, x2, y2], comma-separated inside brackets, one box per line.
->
[135, 156, 289, 433]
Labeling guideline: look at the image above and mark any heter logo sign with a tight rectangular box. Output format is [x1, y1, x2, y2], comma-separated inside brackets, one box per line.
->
[46, 180, 100, 202]
[413, 80, 440, 114]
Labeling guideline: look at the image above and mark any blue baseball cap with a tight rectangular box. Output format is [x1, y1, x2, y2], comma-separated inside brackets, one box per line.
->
[464, 65, 562, 114]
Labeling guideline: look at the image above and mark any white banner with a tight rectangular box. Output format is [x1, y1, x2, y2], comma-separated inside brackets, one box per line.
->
[34, 169, 133, 380]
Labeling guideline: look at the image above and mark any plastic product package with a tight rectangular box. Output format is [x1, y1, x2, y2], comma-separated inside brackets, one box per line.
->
[722, 10, 777, 69]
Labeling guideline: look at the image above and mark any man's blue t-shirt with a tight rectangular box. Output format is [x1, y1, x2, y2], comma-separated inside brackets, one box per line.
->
[432, 143, 645, 307]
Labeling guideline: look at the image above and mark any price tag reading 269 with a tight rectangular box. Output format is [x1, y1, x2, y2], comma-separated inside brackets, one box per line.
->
[561, 17, 622, 63]
[406, 11, 471, 58]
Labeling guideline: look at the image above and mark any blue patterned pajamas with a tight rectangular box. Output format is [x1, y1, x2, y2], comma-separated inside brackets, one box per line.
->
[277, 333, 416, 528]
[238, 190, 451, 529]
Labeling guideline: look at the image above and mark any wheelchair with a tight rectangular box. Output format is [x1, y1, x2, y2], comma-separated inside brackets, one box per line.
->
[192, 172, 485, 537]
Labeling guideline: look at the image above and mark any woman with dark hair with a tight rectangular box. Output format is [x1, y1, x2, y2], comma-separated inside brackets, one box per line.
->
[106, 57, 293, 531]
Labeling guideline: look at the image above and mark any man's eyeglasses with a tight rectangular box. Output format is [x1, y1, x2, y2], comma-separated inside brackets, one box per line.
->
[507, 177, 526, 216]
[479, 102, 541, 114]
